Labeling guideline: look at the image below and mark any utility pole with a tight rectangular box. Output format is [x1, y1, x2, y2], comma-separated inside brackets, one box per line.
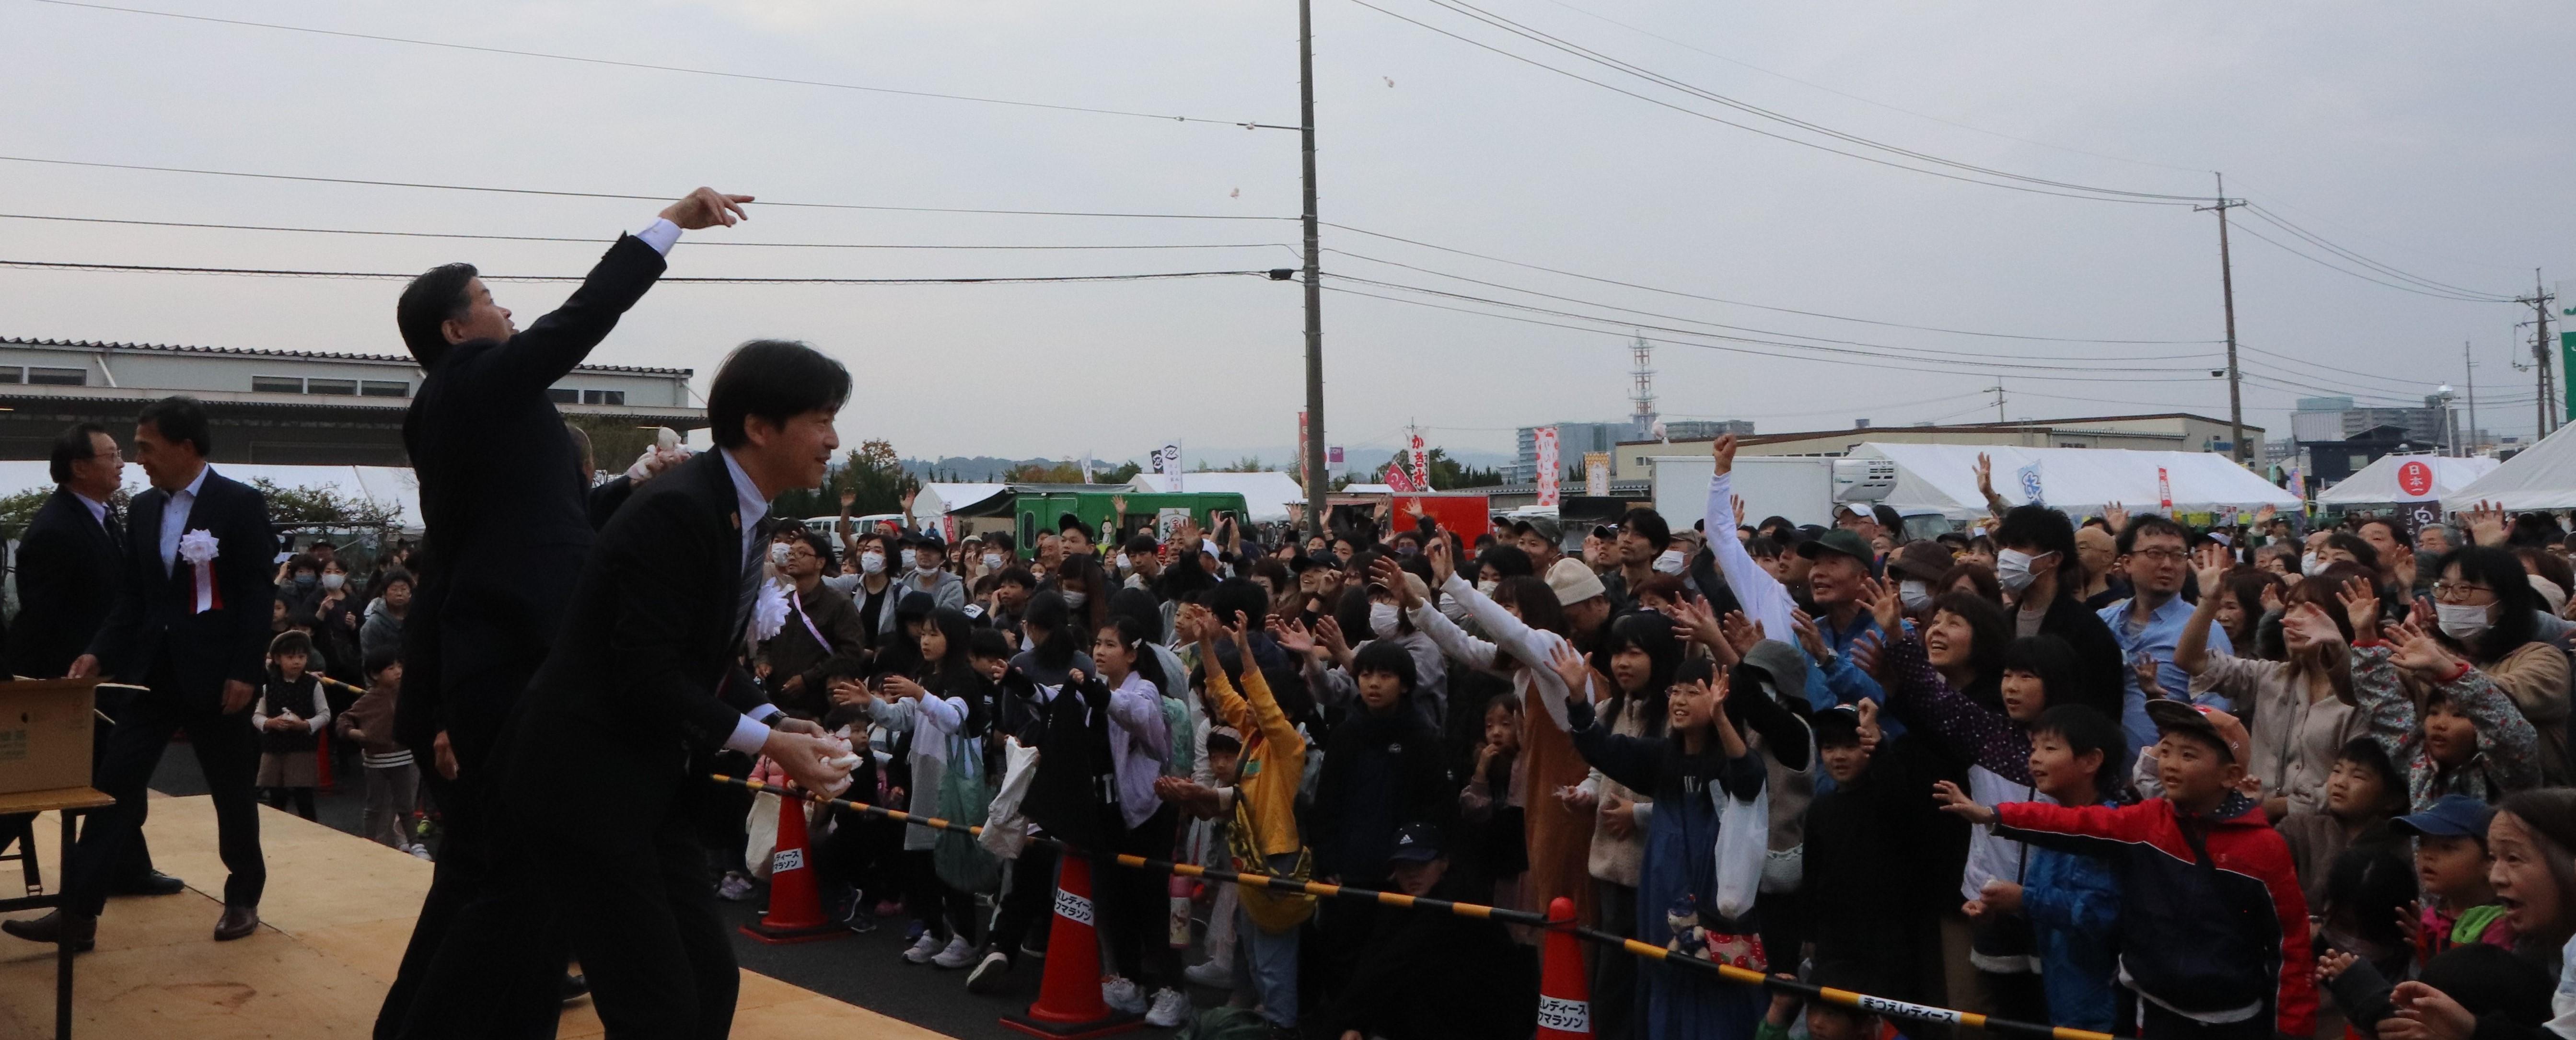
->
[2522, 272, 2558, 439]
[1298, 0, 1328, 537]
[1987, 384, 2006, 423]
[2465, 340, 2479, 456]
[2197, 174, 2247, 464]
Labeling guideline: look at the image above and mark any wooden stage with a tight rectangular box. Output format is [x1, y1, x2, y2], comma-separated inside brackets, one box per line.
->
[0, 792, 954, 1039]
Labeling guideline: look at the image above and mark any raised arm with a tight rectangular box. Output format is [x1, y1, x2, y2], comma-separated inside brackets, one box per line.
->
[2175, 543, 2230, 677]
[484, 188, 749, 390]
[1705, 434, 1796, 641]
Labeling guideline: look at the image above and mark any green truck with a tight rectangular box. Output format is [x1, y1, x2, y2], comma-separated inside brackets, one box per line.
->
[944, 484, 1251, 548]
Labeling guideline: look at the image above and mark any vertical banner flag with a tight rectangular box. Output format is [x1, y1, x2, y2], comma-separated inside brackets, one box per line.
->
[1583, 452, 1610, 497]
[2157, 467, 2174, 511]
[1409, 432, 1431, 491]
[1534, 426, 1562, 508]
[2015, 460, 2045, 508]
[1383, 464, 1418, 492]
[1296, 411, 1309, 488]
[1149, 443, 1184, 493]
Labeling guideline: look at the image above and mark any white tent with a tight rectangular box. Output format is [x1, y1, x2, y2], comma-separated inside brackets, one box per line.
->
[1854, 442, 2298, 522]
[1125, 471, 1306, 523]
[913, 482, 1010, 517]
[2444, 424, 2576, 512]
[0, 461, 424, 530]
[2318, 453, 2498, 507]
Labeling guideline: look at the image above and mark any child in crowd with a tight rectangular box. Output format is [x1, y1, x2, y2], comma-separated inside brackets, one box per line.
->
[1185, 604, 1309, 1037]
[1460, 693, 1529, 923]
[1758, 966, 1897, 1040]
[2314, 846, 2417, 995]
[1802, 700, 1943, 1009]
[1939, 700, 2315, 1040]
[2393, 795, 2518, 955]
[1083, 616, 1185, 1027]
[2316, 593, 2541, 811]
[334, 646, 426, 857]
[1316, 822, 1539, 1040]
[1308, 638, 1454, 1008]
[2274, 738, 2408, 907]
[861, 607, 989, 970]
[1965, 704, 2124, 1033]
[254, 630, 330, 820]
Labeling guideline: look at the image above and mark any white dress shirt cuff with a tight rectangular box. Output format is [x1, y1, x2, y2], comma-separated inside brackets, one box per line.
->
[722, 713, 771, 756]
[633, 218, 682, 255]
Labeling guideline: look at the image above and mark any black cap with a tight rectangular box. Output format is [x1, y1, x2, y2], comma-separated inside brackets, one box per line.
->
[1796, 528, 1873, 563]
[1387, 821, 1444, 863]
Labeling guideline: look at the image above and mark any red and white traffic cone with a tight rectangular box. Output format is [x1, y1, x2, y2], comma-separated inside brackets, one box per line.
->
[738, 792, 846, 944]
[1536, 896, 1592, 1038]
[1001, 854, 1143, 1038]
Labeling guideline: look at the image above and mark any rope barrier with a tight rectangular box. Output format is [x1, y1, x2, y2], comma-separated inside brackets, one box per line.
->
[712, 774, 2110, 1040]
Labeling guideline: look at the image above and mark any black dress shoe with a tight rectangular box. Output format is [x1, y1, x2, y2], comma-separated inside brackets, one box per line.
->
[560, 972, 590, 1003]
[212, 904, 259, 941]
[1, 911, 95, 952]
[106, 870, 186, 896]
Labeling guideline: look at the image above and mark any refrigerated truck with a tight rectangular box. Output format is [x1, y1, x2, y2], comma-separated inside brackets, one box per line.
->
[1642, 454, 1909, 534]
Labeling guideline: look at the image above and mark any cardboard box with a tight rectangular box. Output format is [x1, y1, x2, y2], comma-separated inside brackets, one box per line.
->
[0, 680, 93, 795]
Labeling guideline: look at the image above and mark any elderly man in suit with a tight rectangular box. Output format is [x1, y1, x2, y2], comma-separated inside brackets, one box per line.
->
[4, 398, 277, 949]
[399, 340, 855, 1040]
[0, 423, 184, 897]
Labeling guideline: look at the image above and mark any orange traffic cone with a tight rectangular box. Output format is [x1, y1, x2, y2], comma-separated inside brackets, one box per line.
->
[1536, 896, 1592, 1038]
[739, 791, 846, 944]
[1001, 854, 1143, 1038]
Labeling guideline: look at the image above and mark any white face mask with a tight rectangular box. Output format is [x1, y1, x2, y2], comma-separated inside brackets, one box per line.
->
[1062, 590, 1089, 609]
[1475, 578, 1500, 596]
[320, 573, 345, 591]
[983, 553, 1004, 572]
[2436, 602, 2493, 640]
[1369, 602, 1402, 639]
[915, 550, 941, 571]
[1995, 548, 2043, 594]
[1898, 579, 1932, 612]
[1652, 549, 1687, 576]
[859, 551, 886, 575]
[2300, 551, 2326, 577]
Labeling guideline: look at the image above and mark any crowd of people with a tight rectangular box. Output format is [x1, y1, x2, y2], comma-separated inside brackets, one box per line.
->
[638, 426, 2576, 1040]
[11, 190, 2576, 1040]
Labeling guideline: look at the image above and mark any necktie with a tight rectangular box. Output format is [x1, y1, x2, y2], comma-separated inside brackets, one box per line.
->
[734, 516, 774, 639]
[102, 508, 121, 548]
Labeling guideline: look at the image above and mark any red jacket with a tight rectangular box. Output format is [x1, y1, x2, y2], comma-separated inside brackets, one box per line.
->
[1997, 791, 2314, 1037]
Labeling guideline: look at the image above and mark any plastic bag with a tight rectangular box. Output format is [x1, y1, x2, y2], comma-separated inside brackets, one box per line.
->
[1712, 784, 1768, 920]
[744, 790, 782, 881]
[979, 738, 1041, 860]
[933, 734, 1002, 893]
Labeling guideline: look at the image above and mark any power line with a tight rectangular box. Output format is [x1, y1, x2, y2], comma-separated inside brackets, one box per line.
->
[0, 258, 1275, 285]
[2243, 204, 2514, 299]
[2228, 220, 2512, 303]
[1323, 247, 2225, 361]
[1344, 0, 2203, 206]
[1323, 222, 2223, 345]
[1323, 272, 2213, 374]
[1318, 281, 2237, 383]
[0, 156, 1298, 222]
[29, 0, 1299, 130]
[1531, 0, 2212, 175]
[0, 213, 1303, 254]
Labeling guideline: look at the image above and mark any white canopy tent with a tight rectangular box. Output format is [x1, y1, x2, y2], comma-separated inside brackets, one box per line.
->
[1124, 471, 1306, 524]
[912, 483, 1009, 518]
[0, 461, 423, 531]
[2318, 453, 2498, 507]
[1853, 442, 2299, 522]
[2444, 424, 2576, 513]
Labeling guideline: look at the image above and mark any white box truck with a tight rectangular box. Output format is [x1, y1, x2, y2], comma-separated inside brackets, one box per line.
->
[1643, 454, 1902, 532]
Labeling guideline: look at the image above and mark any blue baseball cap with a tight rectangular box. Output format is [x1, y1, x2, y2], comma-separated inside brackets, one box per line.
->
[2391, 795, 2492, 839]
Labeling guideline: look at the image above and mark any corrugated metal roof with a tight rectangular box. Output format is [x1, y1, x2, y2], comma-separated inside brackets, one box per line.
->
[0, 336, 692, 377]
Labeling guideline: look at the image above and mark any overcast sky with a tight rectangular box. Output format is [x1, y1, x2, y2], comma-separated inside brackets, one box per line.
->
[5, 0, 2569, 469]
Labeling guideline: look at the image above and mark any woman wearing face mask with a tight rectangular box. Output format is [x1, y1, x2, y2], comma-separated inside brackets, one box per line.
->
[1050, 552, 1112, 642]
[2422, 547, 2569, 784]
[1886, 542, 1957, 625]
[310, 556, 366, 690]
[2177, 556, 2369, 820]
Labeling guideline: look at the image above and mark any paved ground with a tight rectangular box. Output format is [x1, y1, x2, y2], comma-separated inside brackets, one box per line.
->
[147, 748, 1231, 1039]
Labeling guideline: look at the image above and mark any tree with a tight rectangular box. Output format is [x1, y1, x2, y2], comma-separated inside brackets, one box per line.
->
[0, 487, 52, 542]
[249, 478, 400, 531]
[775, 439, 909, 520]
[1375, 447, 1504, 489]
[1192, 455, 1272, 474]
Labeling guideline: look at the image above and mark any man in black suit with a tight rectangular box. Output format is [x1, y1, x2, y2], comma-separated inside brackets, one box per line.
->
[399, 340, 856, 1040]
[0, 423, 184, 896]
[377, 186, 754, 1036]
[3, 398, 277, 949]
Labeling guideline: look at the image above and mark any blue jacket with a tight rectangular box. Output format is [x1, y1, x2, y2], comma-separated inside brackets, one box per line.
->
[2021, 839, 2121, 1031]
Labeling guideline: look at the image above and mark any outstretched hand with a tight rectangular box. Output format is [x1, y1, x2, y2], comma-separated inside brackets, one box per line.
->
[1547, 640, 1593, 702]
[660, 186, 754, 230]
[2336, 576, 2379, 643]
[1931, 779, 1997, 826]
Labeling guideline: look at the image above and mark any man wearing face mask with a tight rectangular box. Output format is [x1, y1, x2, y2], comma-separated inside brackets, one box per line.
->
[1987, 506, 2132, 737]
[755, 532, 869, 719]
[899, 531, 966, 611]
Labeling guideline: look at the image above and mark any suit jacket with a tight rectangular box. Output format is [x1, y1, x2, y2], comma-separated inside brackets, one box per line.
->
[86, 470, 277, 704]
[506, 451, 775, 776]
[7, 488, 122, 679]
[398, 234, 667, 754]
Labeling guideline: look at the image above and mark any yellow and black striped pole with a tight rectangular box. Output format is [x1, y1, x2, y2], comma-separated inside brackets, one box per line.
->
[712, 774, 2112, 1040]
